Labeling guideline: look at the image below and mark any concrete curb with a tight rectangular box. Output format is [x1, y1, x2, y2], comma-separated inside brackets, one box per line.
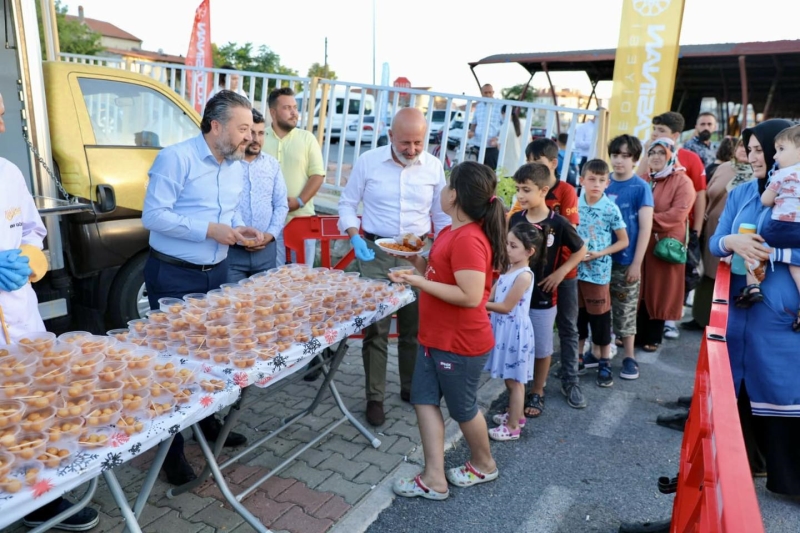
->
[329, 377, 507, 533]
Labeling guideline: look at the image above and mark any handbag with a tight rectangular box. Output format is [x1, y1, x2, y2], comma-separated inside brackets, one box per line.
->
[653, 222, 688, 264]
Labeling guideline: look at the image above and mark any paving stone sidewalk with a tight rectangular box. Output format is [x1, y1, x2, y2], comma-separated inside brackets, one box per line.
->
[6, 340, 491, 533]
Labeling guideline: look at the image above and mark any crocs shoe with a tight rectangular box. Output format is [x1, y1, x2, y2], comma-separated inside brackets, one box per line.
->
[445, 461, 499, 487]
[491, 412, 526, 428]
[392, 475, 449, 500]
[489, 423, 522, 441]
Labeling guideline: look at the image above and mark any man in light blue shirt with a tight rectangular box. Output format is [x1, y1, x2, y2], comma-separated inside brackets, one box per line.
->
[228, 109, 289, 281]
[467, 83, 503, 169]
[142, 90, 260, 486]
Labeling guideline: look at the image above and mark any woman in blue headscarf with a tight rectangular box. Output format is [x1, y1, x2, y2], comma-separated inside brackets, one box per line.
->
[709, 118, 800, 495]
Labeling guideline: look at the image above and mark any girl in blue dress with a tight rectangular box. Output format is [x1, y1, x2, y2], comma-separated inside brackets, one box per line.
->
[485, 222, 544, 441]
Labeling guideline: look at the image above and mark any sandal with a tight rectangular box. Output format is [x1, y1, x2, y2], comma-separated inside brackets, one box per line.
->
[735, 284, 764, 309]
[392, 475, 449, 500]
[642, 344, 659, 353]
[492, 412, 526, 428]
[445, 461, 499, 487]
[523, 393, 544, 418]
[489, 423, 522, 441]
[793, 311, 800, 333]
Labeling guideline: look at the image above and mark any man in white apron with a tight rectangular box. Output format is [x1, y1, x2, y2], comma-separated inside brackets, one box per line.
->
[0, 92, 99, 530]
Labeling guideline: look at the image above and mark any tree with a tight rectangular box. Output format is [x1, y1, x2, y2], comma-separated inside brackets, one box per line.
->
[37, 0, 104, 56]
[501, 83, 538, 103]
[307, 62, 337, 80]
[212, 42, 297, 76]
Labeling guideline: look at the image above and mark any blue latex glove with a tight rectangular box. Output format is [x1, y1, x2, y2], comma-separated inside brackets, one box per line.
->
[351, 235, 375, 262]
[0, 249, 30, 272]
[0, 267, 30, 292]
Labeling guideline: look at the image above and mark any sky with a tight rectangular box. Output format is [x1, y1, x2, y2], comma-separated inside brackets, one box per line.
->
[65, 0, 799, 100]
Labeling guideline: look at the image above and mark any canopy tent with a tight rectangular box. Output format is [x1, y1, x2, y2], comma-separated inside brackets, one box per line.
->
[470, 40, 800, 133]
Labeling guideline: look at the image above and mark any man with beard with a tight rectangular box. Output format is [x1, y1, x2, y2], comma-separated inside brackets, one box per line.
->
[338, 107, 451, 426]
[143, 90, 261, 485]
[264, 87, 325, 266]
[227, 109, 289, 281]
[683, 112, 718, 167]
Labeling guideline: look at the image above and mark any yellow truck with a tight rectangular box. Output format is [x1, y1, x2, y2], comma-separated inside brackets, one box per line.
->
[1, 0, 201, 331]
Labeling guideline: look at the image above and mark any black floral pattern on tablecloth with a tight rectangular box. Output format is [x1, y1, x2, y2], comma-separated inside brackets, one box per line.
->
[222, 367, 233, 375]
[353, 316, 365, 330]
[100, 452, 123, 471]
[58, 453, 98, 476]
[168, 424, 180, 435]
[303, 338, 322, 355]
[271, 353, 288, 371]
[128, 442, 142, 456]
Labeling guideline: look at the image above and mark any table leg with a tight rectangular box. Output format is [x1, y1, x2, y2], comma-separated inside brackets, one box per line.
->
[125, 435, 173, 532]
[166, 389, 249, 499]
[26, 477, 98, 533]
[189, 422, 269, 532]
[103, 470, 143, 533]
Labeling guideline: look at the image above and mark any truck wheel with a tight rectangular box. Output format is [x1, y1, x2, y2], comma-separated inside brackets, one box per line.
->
[107, 253, 150, 328]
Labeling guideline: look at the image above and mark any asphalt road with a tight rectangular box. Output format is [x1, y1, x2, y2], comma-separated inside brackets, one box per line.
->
[367, 322, 800, 533]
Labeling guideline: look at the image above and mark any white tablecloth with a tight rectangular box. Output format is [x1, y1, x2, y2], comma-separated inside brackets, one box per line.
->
[0, 289, 415, 528]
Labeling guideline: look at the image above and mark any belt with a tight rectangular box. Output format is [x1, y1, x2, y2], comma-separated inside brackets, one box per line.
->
[363, 231, 426, 242]
[149, 248, 223, 272]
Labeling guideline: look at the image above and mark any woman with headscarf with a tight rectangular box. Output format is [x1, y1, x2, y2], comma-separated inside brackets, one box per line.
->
[635, 138, 696, 351]
[709, 119, 800, 495]
[684, 138, 755, 330]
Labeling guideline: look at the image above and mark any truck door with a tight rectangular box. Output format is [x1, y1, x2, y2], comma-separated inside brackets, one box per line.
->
[67, 75, 199, 275]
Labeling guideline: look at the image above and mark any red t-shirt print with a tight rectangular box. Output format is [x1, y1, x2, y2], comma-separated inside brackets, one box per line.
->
[417, 223, 495, 357]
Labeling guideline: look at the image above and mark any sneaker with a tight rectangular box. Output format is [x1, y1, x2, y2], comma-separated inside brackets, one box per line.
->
[561, 382, 587, 409]
[23, 497, 100, 531]
[597, 360, 613, 388]
[581, 351, 600, 372]
[620, 357, 639, 380]
[663, 324, 680, 339]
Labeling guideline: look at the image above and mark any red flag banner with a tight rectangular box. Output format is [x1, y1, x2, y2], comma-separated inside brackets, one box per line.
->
[185, 0, 212, 113]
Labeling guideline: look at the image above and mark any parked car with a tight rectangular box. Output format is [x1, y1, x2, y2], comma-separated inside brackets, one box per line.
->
[344, 115, 387, 146]
[531, 127, 547, 139]
[429, 109, 465, 143]
[435, 120, 466, 149]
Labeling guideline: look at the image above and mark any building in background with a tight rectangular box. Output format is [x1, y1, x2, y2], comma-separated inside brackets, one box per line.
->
[66, 6, 184, 65]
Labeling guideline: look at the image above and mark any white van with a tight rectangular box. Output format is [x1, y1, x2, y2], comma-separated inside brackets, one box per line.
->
[296, 88, 375, 142]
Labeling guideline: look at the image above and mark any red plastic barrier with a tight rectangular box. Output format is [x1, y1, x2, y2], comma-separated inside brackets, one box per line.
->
[671, 262, 764, 533]
[283, 216, 398, 338]
[283, 216, 358, 270]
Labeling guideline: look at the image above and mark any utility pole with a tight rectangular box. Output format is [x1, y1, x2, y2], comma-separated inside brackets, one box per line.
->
[372, 0, 376, 85]
[324, 37, 328, 69]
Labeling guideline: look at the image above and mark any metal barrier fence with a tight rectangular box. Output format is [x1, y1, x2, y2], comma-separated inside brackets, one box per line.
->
[59, 53, 607, 192]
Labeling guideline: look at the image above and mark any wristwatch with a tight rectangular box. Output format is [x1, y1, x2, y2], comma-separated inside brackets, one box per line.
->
[296, 197, 305, 208]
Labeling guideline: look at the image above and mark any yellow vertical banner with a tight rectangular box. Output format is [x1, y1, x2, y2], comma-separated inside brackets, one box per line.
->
[608, 0, 686, 142]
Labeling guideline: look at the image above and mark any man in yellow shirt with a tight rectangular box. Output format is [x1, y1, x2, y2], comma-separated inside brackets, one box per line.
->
[263, 87, 325, 266]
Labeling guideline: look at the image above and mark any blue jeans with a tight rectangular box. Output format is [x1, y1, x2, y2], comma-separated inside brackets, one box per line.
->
[227, 242, 277, 283]
[556, 277, 579, 385]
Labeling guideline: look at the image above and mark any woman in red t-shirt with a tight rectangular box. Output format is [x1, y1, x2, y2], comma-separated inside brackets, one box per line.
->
[388, 161, 509, 500]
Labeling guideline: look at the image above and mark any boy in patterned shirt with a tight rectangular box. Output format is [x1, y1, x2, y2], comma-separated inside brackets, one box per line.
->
[576, 160, 629, 387]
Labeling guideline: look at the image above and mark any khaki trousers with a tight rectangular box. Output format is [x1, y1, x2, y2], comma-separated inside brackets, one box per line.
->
[358, 240, 419, 402]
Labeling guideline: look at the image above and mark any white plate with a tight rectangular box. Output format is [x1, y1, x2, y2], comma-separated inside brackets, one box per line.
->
[374, 238, 423, 257]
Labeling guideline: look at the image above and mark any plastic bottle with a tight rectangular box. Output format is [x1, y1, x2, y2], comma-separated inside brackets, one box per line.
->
[731, 223, 757, 275]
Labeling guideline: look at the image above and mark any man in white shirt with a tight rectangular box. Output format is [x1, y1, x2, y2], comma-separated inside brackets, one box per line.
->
[338, 108, 451, 426]
[574, 118, 596, 172]
[467, 84, 503, 169]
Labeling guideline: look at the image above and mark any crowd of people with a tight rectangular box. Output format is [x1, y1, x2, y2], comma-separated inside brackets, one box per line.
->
[2, 79, 800, 529]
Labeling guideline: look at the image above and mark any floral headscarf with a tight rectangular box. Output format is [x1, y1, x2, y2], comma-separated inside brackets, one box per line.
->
[648, 137, 686, 181]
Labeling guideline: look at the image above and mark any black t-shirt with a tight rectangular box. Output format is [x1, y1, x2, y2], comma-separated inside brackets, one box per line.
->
[509, 208, 585, 309]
